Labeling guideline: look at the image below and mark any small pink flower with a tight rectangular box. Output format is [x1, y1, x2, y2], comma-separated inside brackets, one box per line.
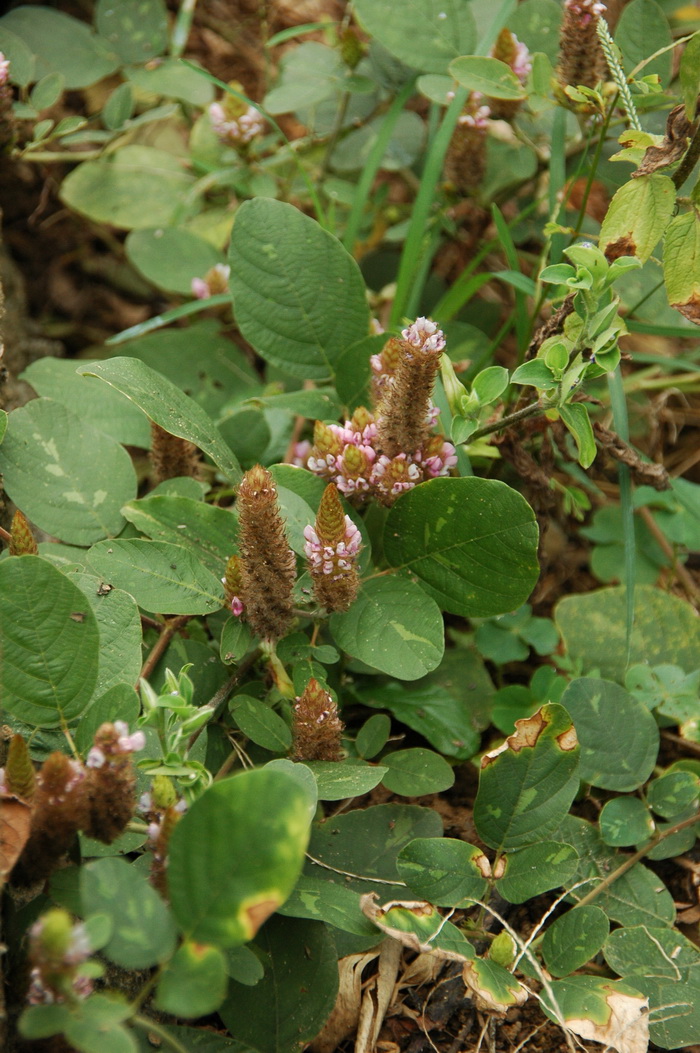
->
[191, 263, 230, 300]
[0, 53, 9, 87]
[401, 317, 446, 354]
[86, 747, 106, 769]
[231, 595, 244, 617]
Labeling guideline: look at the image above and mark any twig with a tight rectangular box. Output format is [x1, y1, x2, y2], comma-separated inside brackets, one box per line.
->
[186, 647, 262, 751]
[673, 120, 700, 190]
[574, 809, 700, 909]
[638, 505, 700, 605]
[469, 400, 546, 442]
[138, 615, 191, 685]
[305, 852, 407, 885]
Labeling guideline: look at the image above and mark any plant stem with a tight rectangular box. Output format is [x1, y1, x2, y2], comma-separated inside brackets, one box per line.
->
[673, 120, 700, 190]
[574, 809, 700, 910]
[138, 615, 191, 686]
[469, 400, 547, 442]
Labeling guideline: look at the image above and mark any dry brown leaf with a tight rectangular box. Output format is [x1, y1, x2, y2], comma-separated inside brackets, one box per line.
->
[310, 950, 381, 1053]
[0, 793, 32, 884]
[355, 939, 402, 1053]
[565, 990, 649, 1053]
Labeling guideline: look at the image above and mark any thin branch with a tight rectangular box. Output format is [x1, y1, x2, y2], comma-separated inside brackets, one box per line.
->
[138, 615, 191, 685]
[638, 505, 700, 605]
[469, 400, 546, 442]
[673, 120, 700, 189]
[574, 809, 700, 909]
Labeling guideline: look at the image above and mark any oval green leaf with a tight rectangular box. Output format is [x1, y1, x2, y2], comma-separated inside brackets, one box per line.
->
[599, 174, 675, 264]
[663, 210, 700, 326]
[229, 198, 370, 379]
[542, 906, 610, 977]
[0, 398, 136, 545]
[87, 539, 225, 615]
[0, 556, 99, 728]
[561, 677, 659, 791]
[126, 227, 225, 296]
[449, 56, 526, 99]
[496, 841, 579, 903]
[167, 769, 312, 947]
[121, 495, 237, 576]
[353, 0, 476, 74]
[599, 796, 655, 846]
[329, 575, 445, 680]
[155, 941, 228, 1019]
[383, 477, 539, 618]
[474, 704, 580, 851]
[397, 837, 489, 906]
[380, 747, 454, 796]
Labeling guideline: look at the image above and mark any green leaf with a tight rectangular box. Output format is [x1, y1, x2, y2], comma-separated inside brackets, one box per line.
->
[615, 0, 672, 86]
[511, 359, 557, 389]
[449, 56, 526, 99]
[307, 803, 443, 896]
[329, 575, 445, 680]
[121, 495, 237, 576]
[381, 748, 454, 796]
[70, 574, 142, 697]
[155, 941, 228, 1019]
[474, 703, 580, 851]
[95, 0, 168, 64]
[462, 958, 525, 1011]
[559, 403, 597, 469]
[82, 858, 177, 969]
[507, 0, 562, 64]
[542, 906, 609, 977]
[19, 1005, 71, 1040]
[21, 358, 150, 448]
[278, 875, 379, 939]
[220, 616, 254, 664]
[663, 210, 700, 325]
[555, 585, 700, 681]
[496, 842, 579, 904]
[125, 228, 225, 296]
[363, 896, 474, 959]
[64, 995, 136, 1053]
[225, 945, 265, 985]
[680, 32, 700, 120]
[0, 7, 119, 88]
[397, 838, 489, 906]
[87, 539, 225, 615]
[358, 648, 492, 759]
[353, 0, 476, 75]
[385, 477, 539, 617]
[102, 82, 134, 130]
[168, 769, 312, 947]
[647, 770, 700, 818]
[74, 683, 140, 756]
[31, 71, 64, 110]
[0, 556, 99, 728]
[0, 398, 136, 545]
[304, 759, 388, 800]
[231, 696, 292, 752]
[60, 146, 195, 230]
[557, 815, 676, 926]
[0, 409, 7, 444]
[110, 320, 259, 418]
[219, 916, 338, 1053]
[600, 796, 654, 846]
[561, 678, 658, 791]
[246, 387, 342, 419]
[78, 357, 242, 483]
[124, 60, 214, 106]
[355, 713, 391, 759]
[228, 198, 370, 379]
[263, 42, 344, 113]
[0, 25, 35, 86]
[599, 174, 675, 264]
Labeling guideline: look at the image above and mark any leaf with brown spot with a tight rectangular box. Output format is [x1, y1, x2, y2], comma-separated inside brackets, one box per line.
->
[0, 794, 32, 884]
[664, 209, 700, 327]
[632, 105, 695, 177]
[600, 174, 676, 263]
[474, 704, 580, 851]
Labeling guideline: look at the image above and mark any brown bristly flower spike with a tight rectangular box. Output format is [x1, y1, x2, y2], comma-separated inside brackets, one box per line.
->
[304, 483, 361, 613]
[555, 0, 608, 100]
[9, 509, 38, 555]
[5, 734, 36, 801]
[291, 678, 344, 761]
[375, 318, 446, 459]
[82, 722, 142, 844]
[237, 464, 296, 641]
[150, 421, 199, 483]
[14, 752, 88, 886]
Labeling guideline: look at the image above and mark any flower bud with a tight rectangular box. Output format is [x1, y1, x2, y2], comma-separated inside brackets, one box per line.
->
[291, 678, 344, 761]
[304, 484, 362, 612]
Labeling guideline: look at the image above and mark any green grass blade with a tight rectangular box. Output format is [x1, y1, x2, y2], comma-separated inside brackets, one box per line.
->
[106, 295, 230, 345]
[608, 365, 635, 664]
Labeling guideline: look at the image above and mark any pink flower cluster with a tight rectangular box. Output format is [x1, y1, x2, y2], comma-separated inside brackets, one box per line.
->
[87, 721, 145, 769]
[209, 101, 265, 145]
[566, 0, 606, 24]
[303, 517, 362, 579]
[0, 53, 9, 86]
[191, 262, 230, 300]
